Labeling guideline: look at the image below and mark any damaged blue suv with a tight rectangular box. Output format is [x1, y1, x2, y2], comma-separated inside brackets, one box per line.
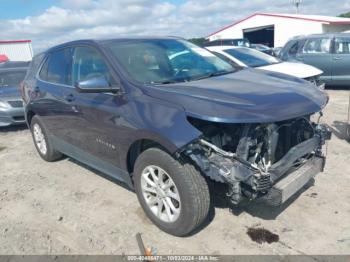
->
[22, 37, 331, 236]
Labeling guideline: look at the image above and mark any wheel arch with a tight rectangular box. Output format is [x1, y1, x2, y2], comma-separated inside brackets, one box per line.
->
[126, 138, 172, 174]
[26, 109, 36, 126]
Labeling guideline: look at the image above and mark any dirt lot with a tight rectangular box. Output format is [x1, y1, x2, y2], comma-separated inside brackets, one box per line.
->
[0, 90, 349, 255]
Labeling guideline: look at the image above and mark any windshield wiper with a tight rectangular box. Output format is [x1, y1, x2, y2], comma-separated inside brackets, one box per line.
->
[151, 78, 188, 85]
[154, 80, 179, 84]
[150, 70, 236, 85]
[190, 70, 236, 81]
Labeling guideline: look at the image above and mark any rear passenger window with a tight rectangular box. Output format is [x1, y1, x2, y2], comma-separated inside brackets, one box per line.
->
[72, 46, 114, 86]
[39, 49, 72, 85]
[302, 38, 331, 54]
[334, 37, 350, 54]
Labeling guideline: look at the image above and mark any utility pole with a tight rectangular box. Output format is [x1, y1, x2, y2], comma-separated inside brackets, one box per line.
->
[293, 0, 302, 14]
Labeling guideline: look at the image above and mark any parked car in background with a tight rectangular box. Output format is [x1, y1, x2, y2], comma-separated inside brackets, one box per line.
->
[250, 43, 274, 56]
[22, 37, 330, 236]
[205, 38, 250, 47]
[207, 46, 324, 88]
[0, 61, 29, 127]
[279, 33, 350, 86]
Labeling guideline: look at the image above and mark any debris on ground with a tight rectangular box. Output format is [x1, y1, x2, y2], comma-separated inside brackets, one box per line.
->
[247, 227, 279, 244]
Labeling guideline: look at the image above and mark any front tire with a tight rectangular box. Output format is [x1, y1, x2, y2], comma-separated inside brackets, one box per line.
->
[30, 115, 63, 162]
[134, 148, 210, 236]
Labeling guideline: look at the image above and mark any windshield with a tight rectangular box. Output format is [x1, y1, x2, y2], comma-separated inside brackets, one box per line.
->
[106, 39, 235, 84]
[223, 47, 280, 67]
[0, 70, 27, 87]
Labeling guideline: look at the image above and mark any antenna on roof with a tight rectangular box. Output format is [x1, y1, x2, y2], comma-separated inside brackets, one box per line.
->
[293, 0, 302, 14]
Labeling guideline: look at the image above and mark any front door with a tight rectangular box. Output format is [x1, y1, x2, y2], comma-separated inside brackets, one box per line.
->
[62, 45, 127, 170]
[297, 37, 333, 83]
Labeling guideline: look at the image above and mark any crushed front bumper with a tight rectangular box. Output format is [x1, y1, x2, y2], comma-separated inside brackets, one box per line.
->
[261, 156, 324, 206]
[227, 135, 327, 205]
[184, 123, 331, 205]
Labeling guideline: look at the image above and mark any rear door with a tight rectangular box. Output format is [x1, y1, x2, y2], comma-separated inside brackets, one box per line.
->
[332, 36, 350, 85]
[297, 37, 333, 83]
[33, 48, 73, 138]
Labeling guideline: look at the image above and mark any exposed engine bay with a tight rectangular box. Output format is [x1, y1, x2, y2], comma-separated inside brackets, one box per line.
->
[182, 114, 332, 205]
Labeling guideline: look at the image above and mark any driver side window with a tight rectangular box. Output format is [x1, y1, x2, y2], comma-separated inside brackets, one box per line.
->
[72, 46, 114, 86]
[302, 38, 331, 54]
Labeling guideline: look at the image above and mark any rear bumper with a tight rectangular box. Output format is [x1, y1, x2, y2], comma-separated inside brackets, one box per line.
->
[261, 156, 325, 206]
[0, 107, 25, 127]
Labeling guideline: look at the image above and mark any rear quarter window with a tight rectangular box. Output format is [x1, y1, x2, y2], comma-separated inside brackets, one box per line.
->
[26, 53, 45, 80]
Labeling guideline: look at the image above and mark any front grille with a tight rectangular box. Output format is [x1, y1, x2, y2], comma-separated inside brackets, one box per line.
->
[7, 100, 23, 108]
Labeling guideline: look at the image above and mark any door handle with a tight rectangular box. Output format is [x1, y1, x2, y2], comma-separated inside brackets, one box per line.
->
[333, 56, 342, 60]
[64, 94, 75, 102]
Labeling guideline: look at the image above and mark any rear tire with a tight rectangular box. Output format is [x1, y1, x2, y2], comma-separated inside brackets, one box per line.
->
[30, 115, 63, 162]
[134, 147, 210, 236]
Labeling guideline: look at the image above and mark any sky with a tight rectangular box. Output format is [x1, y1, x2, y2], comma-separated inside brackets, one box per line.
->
[0, 0, 349, 52]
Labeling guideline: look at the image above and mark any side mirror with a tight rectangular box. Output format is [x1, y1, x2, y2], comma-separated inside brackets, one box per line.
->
[75, 76, 119, 93]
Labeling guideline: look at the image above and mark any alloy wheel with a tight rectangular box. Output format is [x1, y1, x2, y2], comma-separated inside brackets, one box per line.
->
[33, 123, 47, 155]
[141, 165, 181, 223]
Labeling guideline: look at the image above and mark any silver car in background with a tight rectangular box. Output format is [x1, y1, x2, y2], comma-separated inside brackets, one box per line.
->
[207, 45, 324, 88]
[0, 61, 29, 127]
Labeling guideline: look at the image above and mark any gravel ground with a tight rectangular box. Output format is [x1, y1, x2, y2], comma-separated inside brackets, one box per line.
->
[0, 89, 349, 255]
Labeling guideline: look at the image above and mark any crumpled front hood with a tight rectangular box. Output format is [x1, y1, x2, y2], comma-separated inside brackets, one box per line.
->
[258, 62, 323, 79]
[144, 68, 328, 123]
[0, 86, 21, 100]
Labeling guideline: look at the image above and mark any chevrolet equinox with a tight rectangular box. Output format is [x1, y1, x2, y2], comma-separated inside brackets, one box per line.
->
[22, 37, 331, 236]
